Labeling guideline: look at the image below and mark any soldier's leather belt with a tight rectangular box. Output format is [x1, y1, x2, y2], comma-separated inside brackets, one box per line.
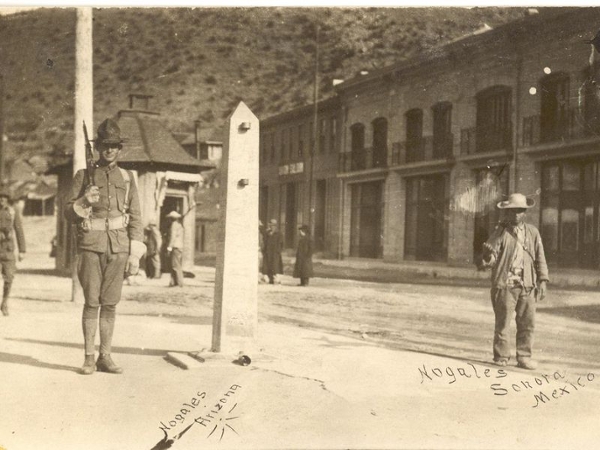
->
[88, 216, 127, 231]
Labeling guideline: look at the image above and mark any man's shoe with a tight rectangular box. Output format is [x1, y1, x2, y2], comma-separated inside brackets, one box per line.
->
[517, 359, 538, 370]
[80, 355, 96, 375]
[494, 358, 508, 367]
[1, 301, 8, 316]
[96, 354, 123, 374]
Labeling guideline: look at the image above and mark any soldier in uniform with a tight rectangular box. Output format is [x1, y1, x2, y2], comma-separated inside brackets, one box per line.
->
[0, 188, 26, 316]
[65, 119, 145, 375]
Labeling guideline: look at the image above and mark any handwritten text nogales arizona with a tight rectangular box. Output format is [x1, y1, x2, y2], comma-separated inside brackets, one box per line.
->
[418, 362, 507, 384]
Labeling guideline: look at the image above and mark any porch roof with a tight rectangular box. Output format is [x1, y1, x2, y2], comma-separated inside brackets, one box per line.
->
[116, 110, 203, 168]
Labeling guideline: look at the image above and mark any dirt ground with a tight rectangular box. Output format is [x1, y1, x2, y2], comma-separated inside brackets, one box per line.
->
[21, 216, 600, 376]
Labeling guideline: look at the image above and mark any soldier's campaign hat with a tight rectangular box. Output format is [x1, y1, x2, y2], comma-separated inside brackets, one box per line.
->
[166, 211, 182, 219]
[497, 193, 535, 209]
[269, 219, 278, 226]
[96, 118, 124, 145]
[298, 224, 310, 233]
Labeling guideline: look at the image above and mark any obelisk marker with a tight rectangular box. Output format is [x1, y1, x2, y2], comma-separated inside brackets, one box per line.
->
[211, 102, 259, 354]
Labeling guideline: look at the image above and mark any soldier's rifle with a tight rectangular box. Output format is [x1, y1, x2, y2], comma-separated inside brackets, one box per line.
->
[83, 121, 96, 187]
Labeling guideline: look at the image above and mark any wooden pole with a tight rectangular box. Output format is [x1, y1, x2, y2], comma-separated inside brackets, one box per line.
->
[308, 24, 319, 234]
[0, 74, 5, 186]
[71, 7, 93, 303]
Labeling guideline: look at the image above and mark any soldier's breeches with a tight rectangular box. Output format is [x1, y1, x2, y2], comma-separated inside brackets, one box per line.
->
[78, 250, 128, 306]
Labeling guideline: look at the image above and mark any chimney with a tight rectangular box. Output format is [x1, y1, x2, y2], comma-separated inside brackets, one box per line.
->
[129, 93, 153, 110]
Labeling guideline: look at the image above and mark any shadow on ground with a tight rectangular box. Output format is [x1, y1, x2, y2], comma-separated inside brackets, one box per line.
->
[120, 312, 213, 325]
[0, 351, 78, 372]
[5, 337, 175, 356]
[17, 268, 67, 277]
[540, 304, 600, 324]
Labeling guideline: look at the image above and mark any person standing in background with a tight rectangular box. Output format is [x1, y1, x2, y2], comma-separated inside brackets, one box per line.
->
[166, 211, 184, 287]
[293, 225, 313, 287]
[258, 220, 266, 283]
[263, 219, 283, 284]
[0, 188, 26, 316]
[144, 221, 162, 279]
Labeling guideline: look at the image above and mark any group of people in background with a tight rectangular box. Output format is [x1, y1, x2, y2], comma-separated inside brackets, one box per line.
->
[259, 219, 313, 286]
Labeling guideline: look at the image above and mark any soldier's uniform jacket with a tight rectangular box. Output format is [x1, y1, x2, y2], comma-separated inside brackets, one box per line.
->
[65, 164, 143, 254]
[0, 205, 26, 260]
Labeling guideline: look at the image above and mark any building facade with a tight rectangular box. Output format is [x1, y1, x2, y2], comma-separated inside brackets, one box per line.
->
[259, 7, 600, 270]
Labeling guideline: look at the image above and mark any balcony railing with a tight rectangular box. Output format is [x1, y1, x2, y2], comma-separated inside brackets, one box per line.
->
[460, 123, 512, 155]
[522, 107, 600, 147]
[338, 146, 388, 172]
[432, 132, 454, 159]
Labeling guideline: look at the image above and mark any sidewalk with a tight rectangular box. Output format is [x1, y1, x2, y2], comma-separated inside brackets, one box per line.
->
[285, 254, 600, 289]
[1, 253, 600, 449]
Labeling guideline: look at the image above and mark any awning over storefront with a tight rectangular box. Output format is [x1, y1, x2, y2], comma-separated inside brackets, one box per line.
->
[165, 171, 202, 183]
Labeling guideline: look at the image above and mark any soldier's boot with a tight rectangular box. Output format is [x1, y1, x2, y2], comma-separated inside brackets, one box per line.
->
[80, 314, 98, 375]
[80, 354, 96, 375]
[96, 353, 123, 374]
[1, 281, 12, 316]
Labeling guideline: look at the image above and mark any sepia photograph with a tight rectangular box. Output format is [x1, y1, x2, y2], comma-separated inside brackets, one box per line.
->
[0, 3, 599, 449]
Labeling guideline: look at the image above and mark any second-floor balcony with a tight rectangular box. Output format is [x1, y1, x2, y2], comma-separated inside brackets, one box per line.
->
[522, 107, 600, 147]
[338, 146, 388, 172]
[460, 123, 512, 155]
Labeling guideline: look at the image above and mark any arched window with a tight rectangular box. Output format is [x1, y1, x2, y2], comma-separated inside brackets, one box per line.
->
[350, 123, 366, 170]
[432, 102, 453, 159]
[372, 117, 388, 168]
[540, 72, 569, 142]
[476, 85, 512, 152]
[405, 109, 423, 162]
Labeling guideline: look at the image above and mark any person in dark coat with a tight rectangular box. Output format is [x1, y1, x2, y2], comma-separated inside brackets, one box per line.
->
[263, 219, 283, 284]
[293, 225, 313, 286]
[258, 220, 266, 283]
[144, 222, 162, 279]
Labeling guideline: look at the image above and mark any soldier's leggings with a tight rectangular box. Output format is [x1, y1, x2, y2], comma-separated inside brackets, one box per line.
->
[82, 304, 117, 355]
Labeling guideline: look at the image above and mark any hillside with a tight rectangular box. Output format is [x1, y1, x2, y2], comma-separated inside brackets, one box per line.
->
[0, 6, 533, 166]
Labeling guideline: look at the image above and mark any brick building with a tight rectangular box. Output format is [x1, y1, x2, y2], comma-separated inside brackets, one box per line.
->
[259, 7, 600, 270]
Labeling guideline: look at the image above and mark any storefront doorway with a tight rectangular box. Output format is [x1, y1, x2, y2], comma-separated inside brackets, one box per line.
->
[350, 181, 383, 258]
[404, 174, 448, 261]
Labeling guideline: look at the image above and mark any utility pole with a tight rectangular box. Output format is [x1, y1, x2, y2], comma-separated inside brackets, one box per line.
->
[0, 74, 4, 186]
[308, 24, 319, 234]
[71, 7, 93, 302]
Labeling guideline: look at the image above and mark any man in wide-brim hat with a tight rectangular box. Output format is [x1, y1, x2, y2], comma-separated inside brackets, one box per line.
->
[166, 210, 184, 287]
[480, 193, 549, 370]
